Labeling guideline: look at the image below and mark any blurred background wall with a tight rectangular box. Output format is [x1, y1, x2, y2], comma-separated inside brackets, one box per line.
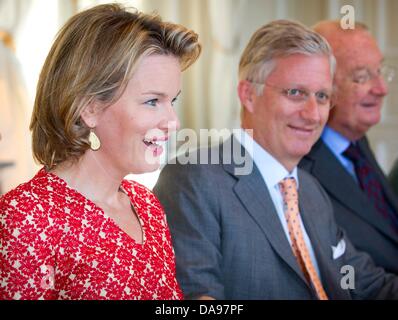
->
[0, 0, 397, 191]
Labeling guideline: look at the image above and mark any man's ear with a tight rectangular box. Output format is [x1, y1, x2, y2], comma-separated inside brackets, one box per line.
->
[80, 100, 101, 128]
[330, 86, 338, 110]
[237, 80, 256, 113]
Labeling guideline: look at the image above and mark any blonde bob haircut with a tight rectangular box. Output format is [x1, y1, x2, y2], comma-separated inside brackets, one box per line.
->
[30, 3, 201, 169]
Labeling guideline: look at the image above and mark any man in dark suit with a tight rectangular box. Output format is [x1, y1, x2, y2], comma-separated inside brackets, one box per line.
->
[154, 20, 398, 299]
[299, 21, 398, 274]
[389, 159, 398, 196]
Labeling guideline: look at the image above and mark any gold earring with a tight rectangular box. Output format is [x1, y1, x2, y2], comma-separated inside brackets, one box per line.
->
[89, 130, 101, 151]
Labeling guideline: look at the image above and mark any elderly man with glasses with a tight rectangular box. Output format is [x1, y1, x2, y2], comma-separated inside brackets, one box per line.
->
[300, 20, 398, 274]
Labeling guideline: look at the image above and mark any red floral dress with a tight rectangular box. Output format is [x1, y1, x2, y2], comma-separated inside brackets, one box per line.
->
[0, 168, 183, 300]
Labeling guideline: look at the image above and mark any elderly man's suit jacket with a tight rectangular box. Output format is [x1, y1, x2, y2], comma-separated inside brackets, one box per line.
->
[299, 137, 398, 274]
[154, 137, 398, 299]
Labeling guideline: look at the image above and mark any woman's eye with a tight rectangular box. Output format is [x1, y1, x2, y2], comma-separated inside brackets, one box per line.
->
[145, 99, 158, 107]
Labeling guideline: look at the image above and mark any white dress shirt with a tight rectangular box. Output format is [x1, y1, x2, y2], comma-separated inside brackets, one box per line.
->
[234, 128, 321, 279]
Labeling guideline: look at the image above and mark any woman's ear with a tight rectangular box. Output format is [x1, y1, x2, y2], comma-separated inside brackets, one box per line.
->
[80, 100, 101, 128]
[237, 80, 256, 113]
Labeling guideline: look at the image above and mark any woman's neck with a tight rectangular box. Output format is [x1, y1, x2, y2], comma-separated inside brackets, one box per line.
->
[51, 151, 125, 207]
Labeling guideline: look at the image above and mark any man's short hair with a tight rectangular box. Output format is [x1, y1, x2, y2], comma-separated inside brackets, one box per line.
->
[239, 20, 335, 95]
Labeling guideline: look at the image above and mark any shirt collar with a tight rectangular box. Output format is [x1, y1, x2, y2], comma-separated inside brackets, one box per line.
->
[321, 125, 351, 156]
[234, 128, 299, 189]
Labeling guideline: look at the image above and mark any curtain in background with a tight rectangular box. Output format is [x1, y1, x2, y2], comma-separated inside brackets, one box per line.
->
[1, 0, 397, 191]
[0, 0, 35, 194]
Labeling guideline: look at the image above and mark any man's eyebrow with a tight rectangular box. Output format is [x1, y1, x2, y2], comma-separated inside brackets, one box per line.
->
[352, 66, 371, 70]
[352, 59, 386, 73]
[285, 84, 332, 91]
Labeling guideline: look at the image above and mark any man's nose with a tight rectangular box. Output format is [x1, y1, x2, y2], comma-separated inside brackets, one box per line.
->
[301, 95, 322, 123]
[370, 75, 388, 97]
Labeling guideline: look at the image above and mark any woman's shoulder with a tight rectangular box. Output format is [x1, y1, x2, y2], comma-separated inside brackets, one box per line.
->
[121, 179, 163, 212]
[0, 168, 57, 215]
[1, 175, 37, 207]
[122, 179, 157, 200]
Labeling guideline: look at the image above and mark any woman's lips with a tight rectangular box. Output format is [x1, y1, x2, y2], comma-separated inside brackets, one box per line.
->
[143, 137, 167, 157]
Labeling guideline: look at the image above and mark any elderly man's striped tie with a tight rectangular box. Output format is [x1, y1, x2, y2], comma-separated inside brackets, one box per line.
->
[343, 143, 398, 235]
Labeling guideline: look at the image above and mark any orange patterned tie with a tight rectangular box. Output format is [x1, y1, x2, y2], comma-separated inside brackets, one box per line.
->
[279, 177, 328, 300]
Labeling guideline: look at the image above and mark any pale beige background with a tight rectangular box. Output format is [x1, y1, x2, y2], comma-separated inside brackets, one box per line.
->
[1, 0, 397, 190]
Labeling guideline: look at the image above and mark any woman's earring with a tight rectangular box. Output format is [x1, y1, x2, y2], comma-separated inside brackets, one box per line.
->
[89, 129, 101, 151]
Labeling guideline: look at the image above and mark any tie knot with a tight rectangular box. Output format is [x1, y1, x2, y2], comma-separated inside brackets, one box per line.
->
[343, 143, 363, 162]
[279, 177, 298, 202]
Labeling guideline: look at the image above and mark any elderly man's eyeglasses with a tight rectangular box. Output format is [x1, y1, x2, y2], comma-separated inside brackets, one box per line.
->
[251, 81, 333, 108]
[351, 65, 396, 84]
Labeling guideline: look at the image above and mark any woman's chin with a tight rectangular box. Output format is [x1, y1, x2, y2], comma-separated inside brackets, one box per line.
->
[129, 161, 161, 175]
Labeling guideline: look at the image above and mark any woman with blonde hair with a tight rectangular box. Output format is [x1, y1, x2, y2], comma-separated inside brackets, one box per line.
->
[0, 3, 200, 300]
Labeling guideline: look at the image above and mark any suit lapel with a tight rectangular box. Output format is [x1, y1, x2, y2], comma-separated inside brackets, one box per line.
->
[221, 137, 310, 286]
[304, 140, 398, 243]
[358, 138, 398, 213]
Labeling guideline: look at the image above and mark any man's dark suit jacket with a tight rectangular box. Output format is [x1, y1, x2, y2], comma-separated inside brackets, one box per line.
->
[299, 137, 398, 274]
[154, 137, 398, 299]
[389, 159, 398, 196]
